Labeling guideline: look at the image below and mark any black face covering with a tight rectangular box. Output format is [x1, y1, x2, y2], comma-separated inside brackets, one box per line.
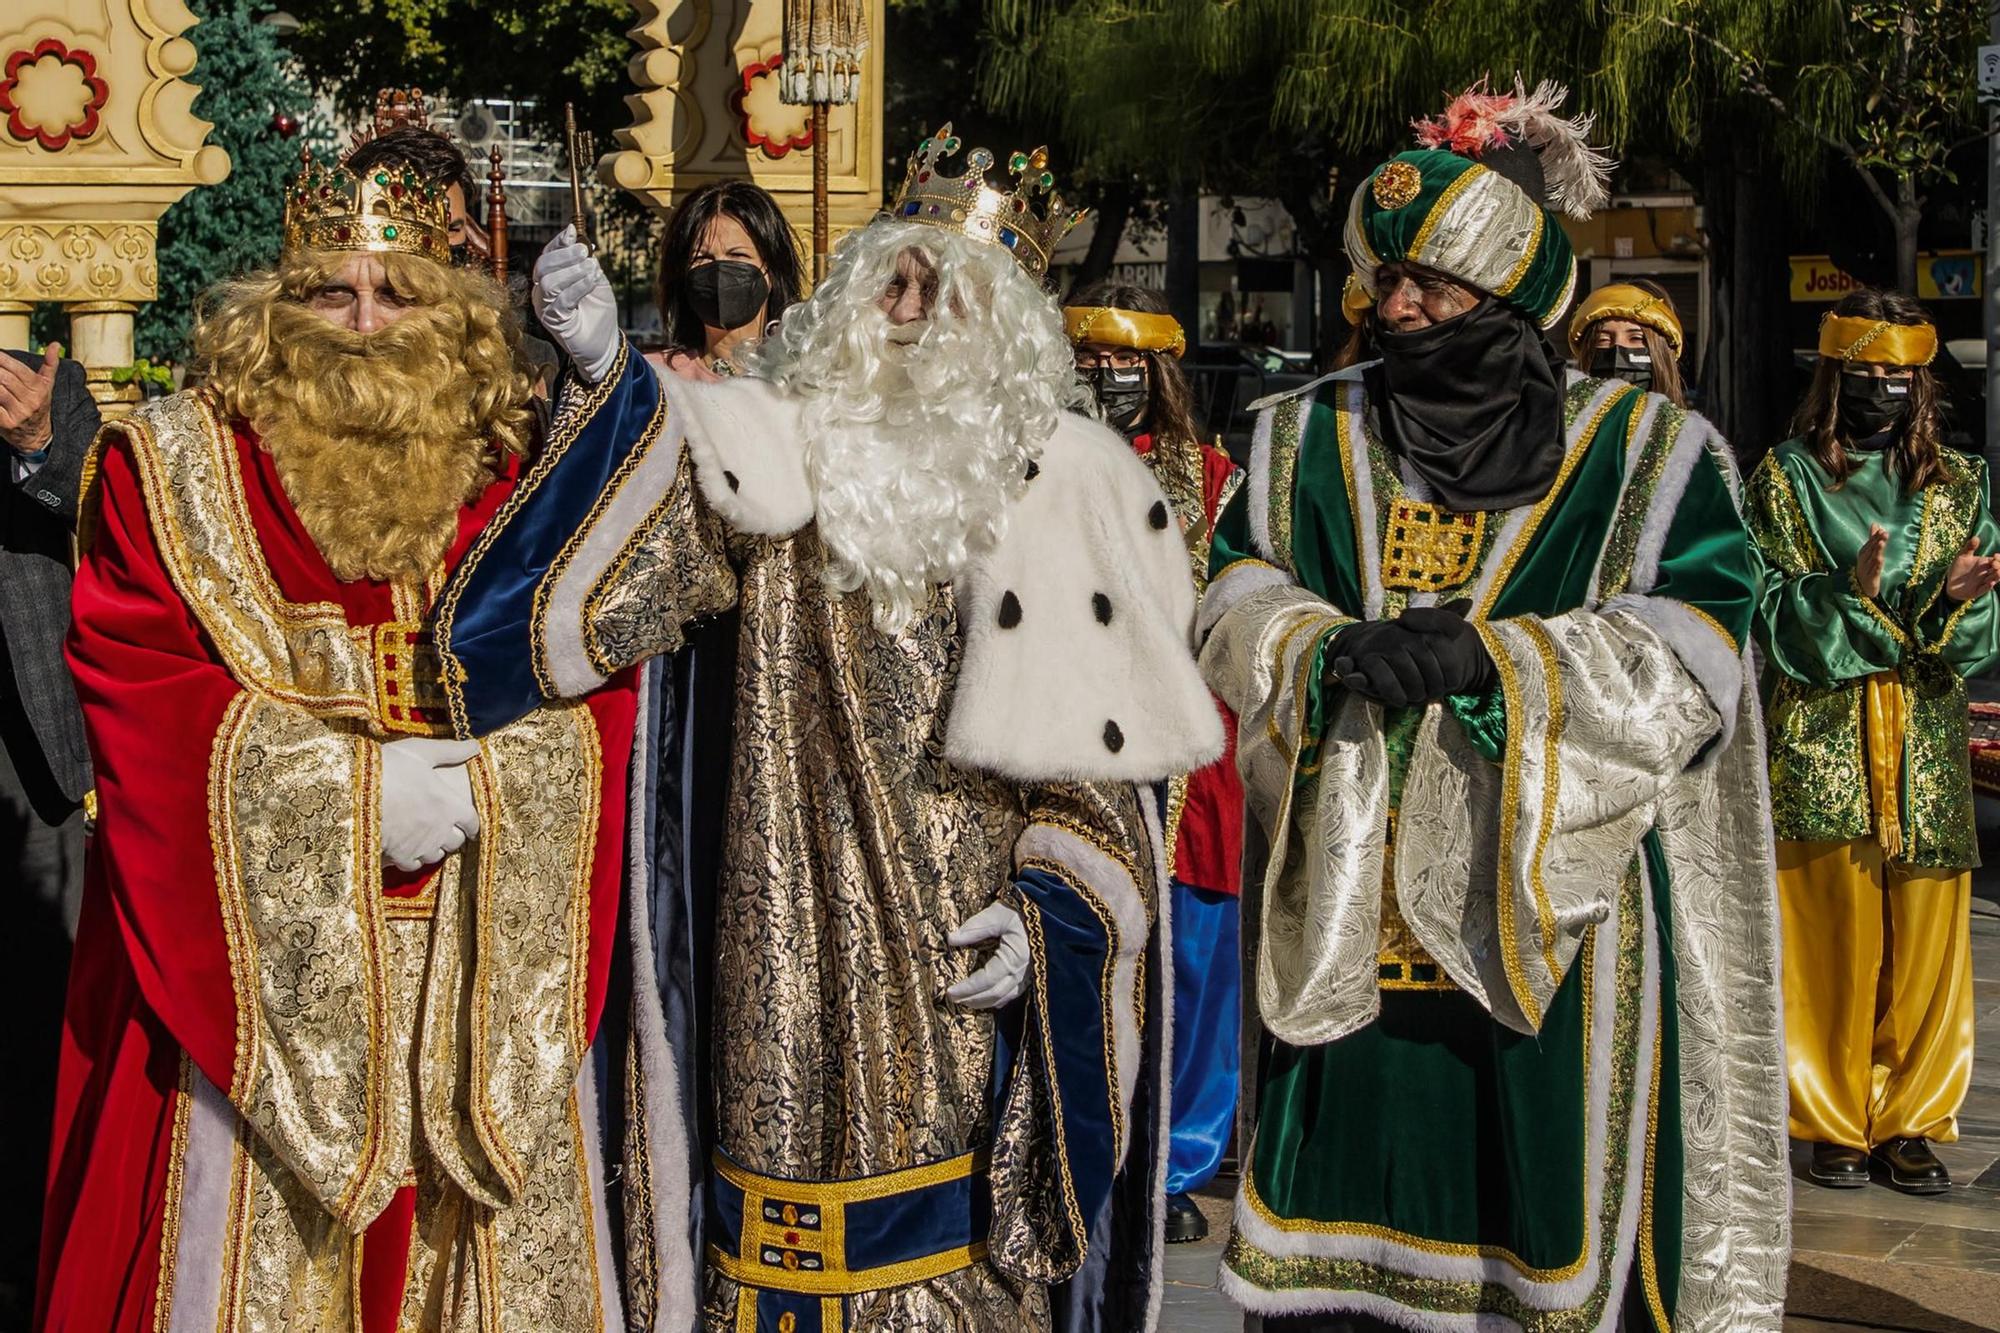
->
[1087, 364, 1150, 435]
[1587, 345, 1655, 393]
[686, 260, 771, 332]
[1370, 299, 1567, 511]
[1838, 372, 1912, 443]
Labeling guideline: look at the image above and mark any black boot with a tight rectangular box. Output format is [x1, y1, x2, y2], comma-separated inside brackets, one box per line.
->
[1165, 1191, 1209, 1243]
[1806, 1142, 1869, 1188]
[1872, 1137, 1951, 1195]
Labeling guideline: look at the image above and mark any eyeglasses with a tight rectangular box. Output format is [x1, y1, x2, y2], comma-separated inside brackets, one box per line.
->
[1073, 348, 1147, 371]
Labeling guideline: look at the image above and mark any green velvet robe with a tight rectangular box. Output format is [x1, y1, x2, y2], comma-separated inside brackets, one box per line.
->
[1197, 370, 1790, 1332]
[1746, 439, 2000, 869]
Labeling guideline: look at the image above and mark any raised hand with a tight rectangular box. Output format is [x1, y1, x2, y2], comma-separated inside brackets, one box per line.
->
[532, 224, 621, 383]
[0, 344, 62, 454]
[1945, 536, 2000, 603]
[1855, 524, 1889, 599]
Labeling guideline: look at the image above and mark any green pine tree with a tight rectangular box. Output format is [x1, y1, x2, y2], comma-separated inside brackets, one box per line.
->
[137, 0, 321, 363]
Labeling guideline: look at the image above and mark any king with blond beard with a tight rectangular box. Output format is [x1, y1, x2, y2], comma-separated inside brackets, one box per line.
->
[434, 128, 1220, 1332]
[40, 152, 661, 1331]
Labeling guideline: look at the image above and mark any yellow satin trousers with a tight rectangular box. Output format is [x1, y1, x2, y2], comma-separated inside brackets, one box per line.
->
[1778, 837, 1975, 1148]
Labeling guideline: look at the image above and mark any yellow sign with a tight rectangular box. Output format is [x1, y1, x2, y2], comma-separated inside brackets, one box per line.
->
[1791, 253, 1983, 301]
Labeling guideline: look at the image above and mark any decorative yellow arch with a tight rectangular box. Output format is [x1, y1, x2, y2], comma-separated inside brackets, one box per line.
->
[0, 0, 228, 413]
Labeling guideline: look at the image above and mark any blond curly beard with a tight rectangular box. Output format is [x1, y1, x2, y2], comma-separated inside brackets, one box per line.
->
[193, 250, 533, 585]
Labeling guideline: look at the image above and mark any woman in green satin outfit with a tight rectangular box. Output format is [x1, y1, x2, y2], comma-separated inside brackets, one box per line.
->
[1746, 287, 2000, 1197]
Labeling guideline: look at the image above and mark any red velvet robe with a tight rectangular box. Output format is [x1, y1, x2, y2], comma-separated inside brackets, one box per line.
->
[38, 416, 635, 1331]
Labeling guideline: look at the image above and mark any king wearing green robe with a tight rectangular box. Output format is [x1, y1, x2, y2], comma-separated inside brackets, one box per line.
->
[1198, 82, 1790, 1332]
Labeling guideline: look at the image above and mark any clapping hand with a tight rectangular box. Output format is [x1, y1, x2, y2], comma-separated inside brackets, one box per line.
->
[1855, 524, 1889, 599]
[1945, 536, 2000, 603]
[0, 344, 61, 454]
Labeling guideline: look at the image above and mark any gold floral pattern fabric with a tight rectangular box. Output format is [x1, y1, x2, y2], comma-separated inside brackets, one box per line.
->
[702, 524, 1151, 1331]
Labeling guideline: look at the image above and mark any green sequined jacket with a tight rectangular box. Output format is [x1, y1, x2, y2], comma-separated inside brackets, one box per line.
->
[1746, 439, 2000, 869]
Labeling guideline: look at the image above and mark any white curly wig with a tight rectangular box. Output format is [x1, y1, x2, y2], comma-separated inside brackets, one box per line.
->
[754, 219, 1089, 634]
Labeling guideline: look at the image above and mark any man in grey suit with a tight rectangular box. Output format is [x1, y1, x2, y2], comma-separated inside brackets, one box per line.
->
[0, 341, 96, 1326]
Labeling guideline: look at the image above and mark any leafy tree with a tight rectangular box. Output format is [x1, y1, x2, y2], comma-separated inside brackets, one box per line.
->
[282, 0, 633, 145]
[140, 0, 322, 362]
[1604, 0, 1989, 295]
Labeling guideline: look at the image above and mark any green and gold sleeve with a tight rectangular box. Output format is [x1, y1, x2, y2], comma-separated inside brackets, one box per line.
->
[1745, 452, 1904, 688]
[1915, 455, 2000, 680]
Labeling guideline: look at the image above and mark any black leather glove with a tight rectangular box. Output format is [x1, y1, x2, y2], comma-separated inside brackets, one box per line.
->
[1328, 603, 1497, 708]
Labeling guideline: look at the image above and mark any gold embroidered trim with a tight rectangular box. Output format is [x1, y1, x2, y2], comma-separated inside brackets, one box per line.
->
[1238, 918, 1605, 1283]
[206, 694, 262, 1099]
[1381, 499, 1487, 592]
[567, 1088, 609, 1328]
[369, 621, 454, 737]
[1638, 990, 1669, 1329]
[1680, 601, 1740, 657]
[710, 1150, 992, 1297]
[1020, 853, 1128, 1158]
[543, 377, 668, 689]
[333, 734, 393, 1229]
[1408, 164, 1486, 265]
[1475, 383, 1635, 621]
[151, 1054, 195, 1332]
[1847, 566, 1909, 647]
[1493, 204, 1545, 299]
[218, 1115, 257, 1328]
[1932, 593, 1979, 652]
[1014, 900, 1088, 1250]
[582, 405, 680, 678]
[1264, 613, 1341, 760]
[1520, 617, 1566, 978]
[435, 340, 631, 734]
[1477, 620, 1542, 1030]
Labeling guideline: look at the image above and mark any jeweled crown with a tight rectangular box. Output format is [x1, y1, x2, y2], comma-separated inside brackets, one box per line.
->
[890, 123, 1085, 280]
[282, 148, 451, 264]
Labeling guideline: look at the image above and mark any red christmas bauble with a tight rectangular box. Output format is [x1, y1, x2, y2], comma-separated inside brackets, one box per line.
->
[271, 111, 300, 138]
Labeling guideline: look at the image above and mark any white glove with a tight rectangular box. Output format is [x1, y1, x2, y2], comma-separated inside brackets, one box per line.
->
[945, 899, 1031, 1010]
[533, 224, 621, 384]
[380, 737, 482, 873]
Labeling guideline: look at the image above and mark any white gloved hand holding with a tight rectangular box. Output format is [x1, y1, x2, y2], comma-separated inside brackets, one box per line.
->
[380, 737, 483, 873]
[532, 224, 622, 384]
[945, 899, 1031, 1010]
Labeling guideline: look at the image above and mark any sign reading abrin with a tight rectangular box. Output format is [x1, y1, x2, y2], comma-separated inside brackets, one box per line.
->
[1790, 252, 1984, 302]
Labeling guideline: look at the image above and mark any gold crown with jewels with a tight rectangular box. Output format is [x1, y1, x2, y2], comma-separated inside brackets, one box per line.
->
[282, 147, 451, 264]
[890, 123, 1085, 280]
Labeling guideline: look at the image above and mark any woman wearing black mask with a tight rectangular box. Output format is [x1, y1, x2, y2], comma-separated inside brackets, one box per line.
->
[1566, 278, 1687, 405]
[650, 179, 805, 381]
[1064, 280, 1244, 1247]
[1747, 287, 2000, 1198]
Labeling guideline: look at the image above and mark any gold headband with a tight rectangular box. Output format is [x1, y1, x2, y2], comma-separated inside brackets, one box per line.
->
[1567, 283, 1684, 358]
[1062, 306, 1187, 358]
[1817, 313, 1937, 367]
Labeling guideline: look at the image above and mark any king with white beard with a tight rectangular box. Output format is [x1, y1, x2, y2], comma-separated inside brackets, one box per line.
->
[433, 130, 1221, 1333]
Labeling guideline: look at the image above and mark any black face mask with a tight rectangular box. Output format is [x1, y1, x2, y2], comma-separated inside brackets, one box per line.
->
[1838, 373, 1912, 444]
[1370, 299, 1566, 511]
[686, 260, 771, 332]
[1587, 345, 1655, 393]
[1087, 364, 1150, 435]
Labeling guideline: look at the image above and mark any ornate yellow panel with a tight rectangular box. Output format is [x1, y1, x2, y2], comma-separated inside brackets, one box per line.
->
[605, 0, 883, 246]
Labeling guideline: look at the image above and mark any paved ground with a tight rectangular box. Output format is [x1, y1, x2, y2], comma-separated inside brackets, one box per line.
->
[1154, 792, 2000, 1332]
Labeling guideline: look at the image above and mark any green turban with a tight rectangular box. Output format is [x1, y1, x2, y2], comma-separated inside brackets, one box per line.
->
[1344, 148, 1578, 331]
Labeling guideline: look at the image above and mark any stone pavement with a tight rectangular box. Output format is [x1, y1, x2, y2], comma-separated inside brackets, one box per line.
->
[1153, 796, 2000, 1332]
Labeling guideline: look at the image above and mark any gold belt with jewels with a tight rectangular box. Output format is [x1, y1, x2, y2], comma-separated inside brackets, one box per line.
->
[709, 1149, 991, 1300]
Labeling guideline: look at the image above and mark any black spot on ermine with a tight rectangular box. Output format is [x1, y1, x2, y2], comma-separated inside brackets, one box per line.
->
[723, 470, 740, 492]
[1103, 719, 1125, 753]
[1148, 500, 1169, 530]
[998, 591, 1022, 628]
[1025, 459, 1041, 481]
[1092, 592, 1113, 625]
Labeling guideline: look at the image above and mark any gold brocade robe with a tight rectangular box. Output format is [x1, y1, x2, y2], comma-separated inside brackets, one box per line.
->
[433, 357, 1219, 1332]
